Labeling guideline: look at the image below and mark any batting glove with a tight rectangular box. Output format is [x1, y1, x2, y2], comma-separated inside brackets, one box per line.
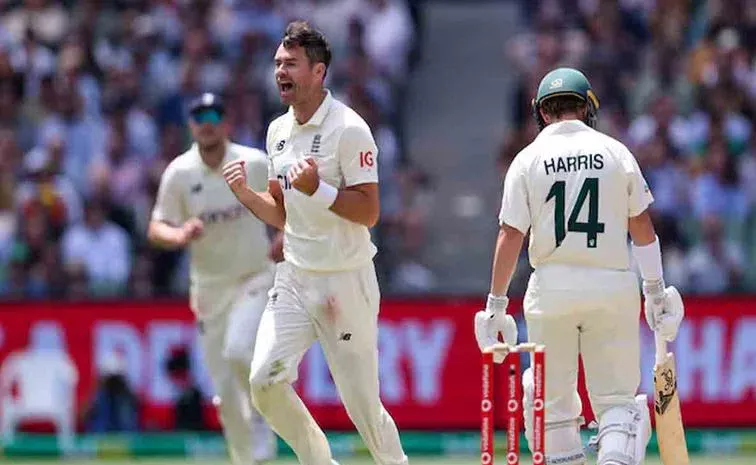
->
[474, 294, 518, 363]
[643, 279, 684, 342]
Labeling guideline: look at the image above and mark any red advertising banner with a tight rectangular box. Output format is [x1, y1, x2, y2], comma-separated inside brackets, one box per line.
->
[0, 296, 754, 430]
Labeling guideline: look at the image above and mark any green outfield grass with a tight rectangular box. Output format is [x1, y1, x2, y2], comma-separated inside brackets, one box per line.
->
[6, 455, 756, 465]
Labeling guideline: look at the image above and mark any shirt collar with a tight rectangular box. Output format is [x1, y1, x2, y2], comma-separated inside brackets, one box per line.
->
[289, 89, 333, 128]
[538, 119, 589, 137]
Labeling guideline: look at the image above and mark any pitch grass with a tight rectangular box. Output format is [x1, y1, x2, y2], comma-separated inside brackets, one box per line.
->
[5, 455, 755, 465]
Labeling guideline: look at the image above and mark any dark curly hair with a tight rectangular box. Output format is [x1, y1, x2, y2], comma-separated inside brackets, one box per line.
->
[282, 21, 332, 75]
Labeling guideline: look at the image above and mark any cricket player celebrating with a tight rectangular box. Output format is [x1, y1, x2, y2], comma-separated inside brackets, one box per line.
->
[148, 93, 277, 464]
[474, 68, 685, 465]
[222, 21, 408, 465]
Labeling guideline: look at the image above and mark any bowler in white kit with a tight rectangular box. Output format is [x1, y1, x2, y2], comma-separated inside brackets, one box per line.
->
[474, 68, 684, 465]
[148, 93, 277, 464]
[222, 21, 408, 465]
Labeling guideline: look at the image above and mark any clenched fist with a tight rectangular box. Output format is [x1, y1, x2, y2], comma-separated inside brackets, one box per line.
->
[288, 157, 320, 195]
[222, 160, 247, 195]
[178, 217, 204, 245]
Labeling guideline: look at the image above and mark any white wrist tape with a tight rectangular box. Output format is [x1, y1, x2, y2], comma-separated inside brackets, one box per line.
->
[486, 293, 508, 314]
[632, 236, 663, 282]
[310, 180, 338, 209]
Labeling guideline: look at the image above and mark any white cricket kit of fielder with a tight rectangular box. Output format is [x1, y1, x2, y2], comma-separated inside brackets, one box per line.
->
[500, 120, 654, 465]
[152, 142, 276, 463]
[251, 90, 408, 465]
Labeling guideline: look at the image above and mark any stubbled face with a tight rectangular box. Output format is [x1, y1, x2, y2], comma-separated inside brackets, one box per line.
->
[274, 43, 323, 106]
[189, 109, 227, 151]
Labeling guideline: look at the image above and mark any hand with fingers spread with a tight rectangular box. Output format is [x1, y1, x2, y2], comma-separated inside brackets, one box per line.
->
[222, 160, 248, 195]
[288, 157, 320, 195]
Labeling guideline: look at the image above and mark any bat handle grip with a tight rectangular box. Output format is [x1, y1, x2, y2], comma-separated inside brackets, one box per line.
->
[654, 332, 667, 365]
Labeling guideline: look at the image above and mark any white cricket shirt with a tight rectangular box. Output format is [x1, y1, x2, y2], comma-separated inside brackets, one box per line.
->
[152, 142, 272, 288]
[499, 120, 653, 271]
[266, 90, 378, 271]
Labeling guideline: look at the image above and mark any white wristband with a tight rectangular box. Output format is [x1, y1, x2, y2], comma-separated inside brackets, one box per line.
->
[486, 293, 508, 314]
[632, 235, 663, 281]
[310, 180, 338, 209]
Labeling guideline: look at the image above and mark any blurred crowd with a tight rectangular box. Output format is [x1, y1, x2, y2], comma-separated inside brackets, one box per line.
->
[501, 0, 756, 295]
[0, 0, 424, 299]
[4, 0, 754, 299]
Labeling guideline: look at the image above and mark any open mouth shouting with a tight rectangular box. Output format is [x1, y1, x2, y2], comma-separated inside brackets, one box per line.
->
[278, 81, 295, 99]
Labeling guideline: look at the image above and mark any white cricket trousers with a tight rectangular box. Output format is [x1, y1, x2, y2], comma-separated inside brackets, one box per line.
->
[196, 269, 276, 464]
[248, 260, 408, 465]
[523, 265, 641, 423]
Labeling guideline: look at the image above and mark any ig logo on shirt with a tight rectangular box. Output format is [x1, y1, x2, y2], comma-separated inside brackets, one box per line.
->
[359, 151, 374, 168]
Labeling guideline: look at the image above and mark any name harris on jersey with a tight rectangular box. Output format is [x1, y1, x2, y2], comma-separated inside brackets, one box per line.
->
[543, 153, 604, 175]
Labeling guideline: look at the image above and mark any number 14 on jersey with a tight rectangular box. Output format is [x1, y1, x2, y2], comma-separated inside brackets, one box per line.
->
[546, 177, 605, 248]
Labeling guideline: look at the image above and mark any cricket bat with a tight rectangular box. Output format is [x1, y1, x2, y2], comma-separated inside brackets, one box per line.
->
[653, 332, 690, 465]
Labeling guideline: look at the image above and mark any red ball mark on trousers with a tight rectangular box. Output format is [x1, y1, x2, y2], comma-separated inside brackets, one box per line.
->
[324, 296, 339, 322]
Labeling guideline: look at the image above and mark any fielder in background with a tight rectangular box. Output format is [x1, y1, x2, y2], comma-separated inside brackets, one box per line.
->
[474, 68, 685, 465]
[222, 20, 408, 465]
[148, 93, 279, 464]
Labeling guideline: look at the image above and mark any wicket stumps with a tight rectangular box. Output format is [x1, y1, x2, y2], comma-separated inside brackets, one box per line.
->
[481, 343, 545, 465]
